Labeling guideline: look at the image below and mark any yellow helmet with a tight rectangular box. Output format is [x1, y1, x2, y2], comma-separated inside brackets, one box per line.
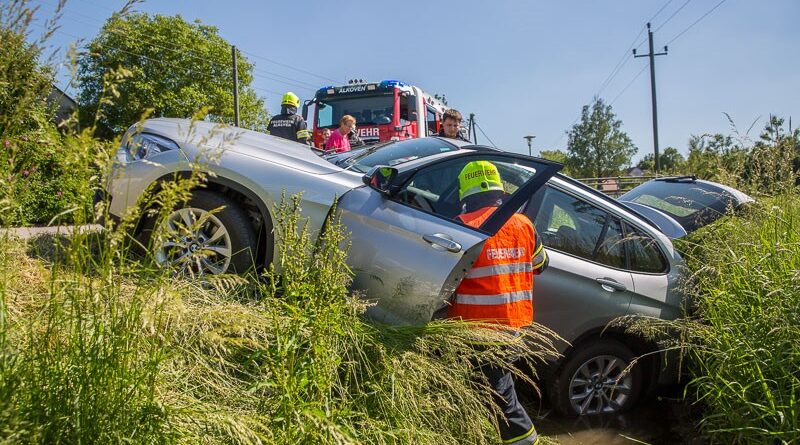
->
[281, 92, 300, 108]
[458, 160, 504, 200]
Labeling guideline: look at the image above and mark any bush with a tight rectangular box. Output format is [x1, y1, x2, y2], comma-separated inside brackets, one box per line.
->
[0, 129, 101, 226]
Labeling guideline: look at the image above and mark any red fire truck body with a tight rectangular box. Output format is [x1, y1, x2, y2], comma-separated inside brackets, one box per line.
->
[303, 80, 450, 148]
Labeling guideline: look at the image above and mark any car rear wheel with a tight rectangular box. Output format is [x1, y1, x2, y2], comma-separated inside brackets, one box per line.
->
[150, 190, 257, 275]
[548, 339, 642, 416]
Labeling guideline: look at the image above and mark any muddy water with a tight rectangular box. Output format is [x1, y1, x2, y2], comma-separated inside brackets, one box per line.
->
[526, 392, 705, 445]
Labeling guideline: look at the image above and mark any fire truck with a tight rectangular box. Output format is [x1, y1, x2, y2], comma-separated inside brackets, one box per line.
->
[302, 80, 453, 147]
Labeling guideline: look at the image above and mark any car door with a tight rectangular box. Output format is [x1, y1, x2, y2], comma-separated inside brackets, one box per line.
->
[338, 152, 560, 325]
[525, 184, 636, 346]
[623, 222, 683, 321]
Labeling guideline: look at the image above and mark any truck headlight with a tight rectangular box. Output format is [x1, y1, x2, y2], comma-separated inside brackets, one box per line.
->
[117, 133, 180, 163]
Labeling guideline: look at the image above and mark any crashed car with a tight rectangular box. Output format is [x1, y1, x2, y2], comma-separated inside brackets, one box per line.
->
[106, 118, 752, 416]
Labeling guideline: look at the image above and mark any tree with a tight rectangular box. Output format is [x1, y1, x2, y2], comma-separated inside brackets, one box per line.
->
[78, 13, 269, 136]
[0, 24, 53, 136]
[539, 149, 573, 176]
[636, 147, 686, 173]
[565, 99, 637, 178]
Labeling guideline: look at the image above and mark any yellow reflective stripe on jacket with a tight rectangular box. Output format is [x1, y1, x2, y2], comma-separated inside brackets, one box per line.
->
[296, 129, 310, 139]
[465, 262, 533, 279]
[532, 243, 547, 271]
[455, 290, 533, 306]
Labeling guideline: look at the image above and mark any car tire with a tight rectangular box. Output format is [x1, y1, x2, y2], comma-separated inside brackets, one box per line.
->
[141, 190, 257, 275]
[548, 339, 642, 417]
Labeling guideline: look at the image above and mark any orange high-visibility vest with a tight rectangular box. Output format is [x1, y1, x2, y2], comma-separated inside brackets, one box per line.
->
[448, 206, 543, 328]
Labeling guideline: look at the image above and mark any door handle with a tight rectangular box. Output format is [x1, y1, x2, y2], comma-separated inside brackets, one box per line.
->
[595, 277, 627, 292]
[423, 233, 462, 253]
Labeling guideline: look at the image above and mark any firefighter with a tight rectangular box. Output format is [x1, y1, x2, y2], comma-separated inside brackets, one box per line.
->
[438, 108, 470, 142]
[266, 92, 311, 145]
[449, 160, 547, 445]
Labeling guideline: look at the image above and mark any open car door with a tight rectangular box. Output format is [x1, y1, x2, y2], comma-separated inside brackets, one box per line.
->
[337, 150, 561, 325]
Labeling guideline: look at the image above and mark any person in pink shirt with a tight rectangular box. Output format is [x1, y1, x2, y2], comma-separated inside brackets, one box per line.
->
[326, 115, 355, 153]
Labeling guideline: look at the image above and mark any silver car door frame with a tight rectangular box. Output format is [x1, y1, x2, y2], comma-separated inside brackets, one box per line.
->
[338, 152, 562, 325]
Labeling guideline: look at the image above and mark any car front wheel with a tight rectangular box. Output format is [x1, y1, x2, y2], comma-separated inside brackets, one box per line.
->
[151, 190, 257, 275]
[548, 339, 642, 416]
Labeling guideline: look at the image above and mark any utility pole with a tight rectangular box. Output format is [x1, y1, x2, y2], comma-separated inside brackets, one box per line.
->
[633, 23, 667, 173]
[231, 45, 240, 127]
[469, 113, 478, 144]
[524, 135, 536, 156]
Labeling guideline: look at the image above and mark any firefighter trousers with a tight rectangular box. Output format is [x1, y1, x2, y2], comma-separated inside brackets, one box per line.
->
[479, 361, 539, 445]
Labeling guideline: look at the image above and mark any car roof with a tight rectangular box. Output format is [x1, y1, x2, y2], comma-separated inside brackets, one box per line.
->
[136, 118, 343, 175]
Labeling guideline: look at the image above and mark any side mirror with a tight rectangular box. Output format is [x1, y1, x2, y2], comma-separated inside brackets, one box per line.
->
[363, 165, 399, 195]
[302, 100, 311, 120]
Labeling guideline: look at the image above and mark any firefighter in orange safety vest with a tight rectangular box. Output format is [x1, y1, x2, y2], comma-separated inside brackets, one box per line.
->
[447, 160, 548, 445]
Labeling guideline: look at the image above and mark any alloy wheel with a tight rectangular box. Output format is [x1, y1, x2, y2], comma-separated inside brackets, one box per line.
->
[568, 354, 633, 415]
[154, 207, 232, 276]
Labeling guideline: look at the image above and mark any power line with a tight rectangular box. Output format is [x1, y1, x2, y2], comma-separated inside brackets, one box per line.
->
[610, 64, 648, 105]
[634, 0, 692, 52]
[238, 49, 342, 85]
[549, 0, 678, 150]
[666, 0, 727, 45]
[474, 121, 497, 148]
[654, 0, 693, 32]
[35, 0, 337, 88]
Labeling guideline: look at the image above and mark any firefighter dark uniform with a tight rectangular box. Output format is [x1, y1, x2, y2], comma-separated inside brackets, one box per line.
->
[266, 92, 311, 145]
[448, 160, 547, 445]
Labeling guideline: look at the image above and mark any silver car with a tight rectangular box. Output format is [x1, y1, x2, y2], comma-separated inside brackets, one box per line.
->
[106, 118, 747, 417]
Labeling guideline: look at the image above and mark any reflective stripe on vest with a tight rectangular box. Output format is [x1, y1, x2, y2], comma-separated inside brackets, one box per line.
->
[455, 289, 533, 306]
[448, 207, 537, 328]
[465, 262, 533, 279]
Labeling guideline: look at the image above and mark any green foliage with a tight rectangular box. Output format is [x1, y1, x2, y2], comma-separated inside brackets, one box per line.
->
[623, 193, 800, 444]
[636, 146, 686, 174]
[0, 6, 54, 137]
[684, 115, 799, 195]
[565, 98, 637, 178]
[679, 193, 800, 443]
[538, 149, 573, 176]
[0, 2, 106, 226]
[78, 12, 270, 137]
[0, 128, 104, 226]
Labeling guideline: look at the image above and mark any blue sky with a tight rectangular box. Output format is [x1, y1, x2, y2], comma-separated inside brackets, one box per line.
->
[30, 0, 800, 161]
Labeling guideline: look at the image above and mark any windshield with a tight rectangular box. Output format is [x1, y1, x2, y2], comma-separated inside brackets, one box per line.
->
[339, 138, 459, 173]
[317, 94, 394, 127]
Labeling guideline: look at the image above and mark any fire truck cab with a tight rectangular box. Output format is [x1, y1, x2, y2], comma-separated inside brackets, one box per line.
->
[303, 80, 450, 148]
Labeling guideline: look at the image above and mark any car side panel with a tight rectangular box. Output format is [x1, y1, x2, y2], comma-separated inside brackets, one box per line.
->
[533, 250, 635, 353]
[338, 186, 488, 325]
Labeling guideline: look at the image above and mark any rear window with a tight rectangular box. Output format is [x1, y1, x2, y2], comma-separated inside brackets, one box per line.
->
[620, 180, 734, 232]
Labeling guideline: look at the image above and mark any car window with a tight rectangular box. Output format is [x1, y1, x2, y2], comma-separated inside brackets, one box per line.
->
[620, 179, 735, 232]
[532, 186, 626, 269]
[393, 157, 536, 221]
[342, 138, 458, 173]
[426, 107, 439, 136]
[624, 223, 668, 273]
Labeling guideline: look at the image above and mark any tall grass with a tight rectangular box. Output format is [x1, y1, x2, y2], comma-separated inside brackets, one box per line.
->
[625, 192, 800, 444]
[0, 190, 559, 444]
[676, 193, 800, 444]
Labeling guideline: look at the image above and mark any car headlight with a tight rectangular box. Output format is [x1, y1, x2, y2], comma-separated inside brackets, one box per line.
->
[117, 133, 180, 163]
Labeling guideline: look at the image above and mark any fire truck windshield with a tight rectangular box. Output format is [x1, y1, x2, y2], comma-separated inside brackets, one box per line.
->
[316, 94, 394, 128]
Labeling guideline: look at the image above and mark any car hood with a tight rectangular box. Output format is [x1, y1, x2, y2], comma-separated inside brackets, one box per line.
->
[136, 118, 343, 175]
[619, 176, 755, 235]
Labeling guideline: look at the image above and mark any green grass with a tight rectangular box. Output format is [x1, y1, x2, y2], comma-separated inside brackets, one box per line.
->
[625, 191, 800, 444]
[0, 191, 560, 444]
[678, 192, 800, 444]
